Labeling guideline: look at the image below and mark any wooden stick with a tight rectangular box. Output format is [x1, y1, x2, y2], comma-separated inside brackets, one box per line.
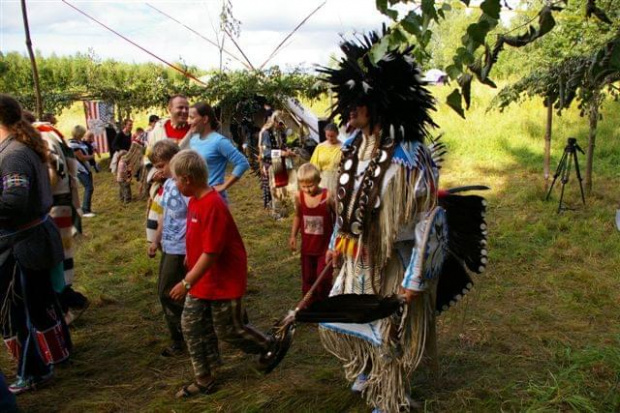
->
[294, 257, 333, 312]
[258, 1, 326, 70]
[20, 0, 43, 119]
[223, 28, 256, 71]
[145, 3, 252, 71]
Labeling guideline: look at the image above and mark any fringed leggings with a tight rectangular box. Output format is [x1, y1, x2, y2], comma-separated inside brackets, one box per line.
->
[260, 164, 272, 208]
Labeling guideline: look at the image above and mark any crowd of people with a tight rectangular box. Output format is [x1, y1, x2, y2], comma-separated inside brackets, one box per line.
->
[0, 28, 487, 413]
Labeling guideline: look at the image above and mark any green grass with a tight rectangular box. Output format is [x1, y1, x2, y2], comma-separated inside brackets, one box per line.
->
[2, 85, 620, 412]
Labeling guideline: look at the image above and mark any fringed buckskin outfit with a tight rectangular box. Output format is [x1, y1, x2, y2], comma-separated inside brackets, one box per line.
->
[316, 28, 488, 413]
[319, 130, 444, 412]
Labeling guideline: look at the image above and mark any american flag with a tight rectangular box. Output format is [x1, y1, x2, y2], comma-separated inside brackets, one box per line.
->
[83, 101, 115, 154]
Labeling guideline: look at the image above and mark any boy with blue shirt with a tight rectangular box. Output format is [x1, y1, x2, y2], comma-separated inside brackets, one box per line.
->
[147, 141, 219, 358]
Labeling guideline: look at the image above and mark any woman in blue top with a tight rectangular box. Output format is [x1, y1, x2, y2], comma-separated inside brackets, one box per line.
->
[188, 102, 249, 201]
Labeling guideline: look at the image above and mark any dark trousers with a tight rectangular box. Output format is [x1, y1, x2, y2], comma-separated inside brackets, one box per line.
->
[301, 253, 332, 306]
[118, 181, 132, 203]
[77, 172, 94, 213]
[158, 253, 186, 344]
[182, 296, 269, 378]
[0, 257, 71, 380]
[0, 371, 17, 411]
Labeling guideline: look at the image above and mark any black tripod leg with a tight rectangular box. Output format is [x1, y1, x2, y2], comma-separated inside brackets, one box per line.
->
[572, 151, 586, 205]
[546, 150, 568, 200]
[557, 153, 573, 213]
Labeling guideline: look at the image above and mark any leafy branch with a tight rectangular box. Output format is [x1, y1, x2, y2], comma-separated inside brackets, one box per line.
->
[375, 0, 614, 117]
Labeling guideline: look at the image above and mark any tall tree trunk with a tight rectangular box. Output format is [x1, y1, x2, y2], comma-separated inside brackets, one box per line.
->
[584, 93, 600, 194]
[543, 98, 553, 189]
[20, 0, 43, 119]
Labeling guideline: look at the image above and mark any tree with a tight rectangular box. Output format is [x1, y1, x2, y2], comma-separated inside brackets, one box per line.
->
[198, 66, 322, 122]
[491, 1, 620, 193]
[0, 52, 322, 125]
[374, 0, 615, 117]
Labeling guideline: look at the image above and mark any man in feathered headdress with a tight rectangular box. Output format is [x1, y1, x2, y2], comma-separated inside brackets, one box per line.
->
[317, 27, 488, 412]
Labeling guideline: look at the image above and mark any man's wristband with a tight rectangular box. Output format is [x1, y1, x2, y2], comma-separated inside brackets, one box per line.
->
[181, 279, 191, 290]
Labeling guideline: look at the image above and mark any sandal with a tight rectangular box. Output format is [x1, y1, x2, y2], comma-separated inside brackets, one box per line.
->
[175, 379, 217, 399]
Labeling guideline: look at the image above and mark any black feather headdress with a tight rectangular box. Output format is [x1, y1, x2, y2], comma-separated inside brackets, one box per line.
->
[318, 27, 437, 143]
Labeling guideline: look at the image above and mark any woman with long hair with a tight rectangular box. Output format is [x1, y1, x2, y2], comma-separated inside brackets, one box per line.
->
[0, 94, 71, 394]
[187, 102, 249, 202]
[259, 110, 294, 218]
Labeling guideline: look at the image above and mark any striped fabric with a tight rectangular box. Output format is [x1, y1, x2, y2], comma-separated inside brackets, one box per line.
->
[146, 186, 164, 243]
[83, 101, 114, 154]
[49, 206, 75, 285]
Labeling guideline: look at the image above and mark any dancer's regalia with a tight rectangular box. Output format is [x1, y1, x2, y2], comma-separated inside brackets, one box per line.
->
[1, 135, 72, 392]
[35, 123, 82, 288]
[259, 111, 292, 216]
[317, 29, 487, 412]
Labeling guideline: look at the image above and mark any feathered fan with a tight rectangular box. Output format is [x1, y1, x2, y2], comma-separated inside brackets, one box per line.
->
[435, 187, 489, 313]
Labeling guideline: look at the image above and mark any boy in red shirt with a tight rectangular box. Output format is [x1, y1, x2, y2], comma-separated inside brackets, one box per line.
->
[168, 150, 280, 398]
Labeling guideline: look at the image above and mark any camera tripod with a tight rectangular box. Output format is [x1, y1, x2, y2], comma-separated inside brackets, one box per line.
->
[545, 137, 586, 213]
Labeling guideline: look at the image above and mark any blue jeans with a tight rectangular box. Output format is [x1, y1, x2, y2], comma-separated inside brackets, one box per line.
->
[77, 172, 94, 213]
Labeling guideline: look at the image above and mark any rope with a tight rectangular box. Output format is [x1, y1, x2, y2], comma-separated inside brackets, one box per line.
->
[62, 0, 207, 86]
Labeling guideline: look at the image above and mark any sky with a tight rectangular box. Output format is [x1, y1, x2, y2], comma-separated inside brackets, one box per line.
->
[0, 0, 394, 71]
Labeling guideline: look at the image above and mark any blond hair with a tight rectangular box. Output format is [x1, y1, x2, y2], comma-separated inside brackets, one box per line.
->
[72, 125, 87, 140]
[297, 162, 320, 184]
[169, 149, 208, 184]
[83, 130, 95, 142]
[261, 110, 284, 134]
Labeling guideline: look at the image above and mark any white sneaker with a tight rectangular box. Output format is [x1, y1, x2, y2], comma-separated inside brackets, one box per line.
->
[83, 212, 96, 218]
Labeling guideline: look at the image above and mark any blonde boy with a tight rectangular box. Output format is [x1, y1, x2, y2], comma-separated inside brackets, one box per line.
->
[168, 150, 280, 398]
[289, 163, 335, 305]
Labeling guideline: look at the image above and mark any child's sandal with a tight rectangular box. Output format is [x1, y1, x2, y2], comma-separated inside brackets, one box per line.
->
[175, 380, 216, 398]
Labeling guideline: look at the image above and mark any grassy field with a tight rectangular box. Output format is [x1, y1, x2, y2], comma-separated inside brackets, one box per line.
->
[2, 84, 619, 412]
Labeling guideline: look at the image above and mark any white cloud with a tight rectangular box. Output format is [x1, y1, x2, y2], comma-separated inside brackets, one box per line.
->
[1, 0, 391, 70]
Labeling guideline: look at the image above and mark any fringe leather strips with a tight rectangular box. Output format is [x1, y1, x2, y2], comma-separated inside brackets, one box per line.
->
[371, 162, 437, 271]
[323, 152, 438, 412]
[319, 293, 432, 413]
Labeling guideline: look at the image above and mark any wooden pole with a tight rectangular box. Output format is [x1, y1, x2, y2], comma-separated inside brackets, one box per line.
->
[258, 1, 326, 70]
[543, 97, 553, 189]
[145, 2, 251, 70]
[585, 93, 599, 195]
[20, 0, 43, 119]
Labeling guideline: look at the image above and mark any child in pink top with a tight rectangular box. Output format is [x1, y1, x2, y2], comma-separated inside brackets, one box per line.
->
[114, 149, 131, 203]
